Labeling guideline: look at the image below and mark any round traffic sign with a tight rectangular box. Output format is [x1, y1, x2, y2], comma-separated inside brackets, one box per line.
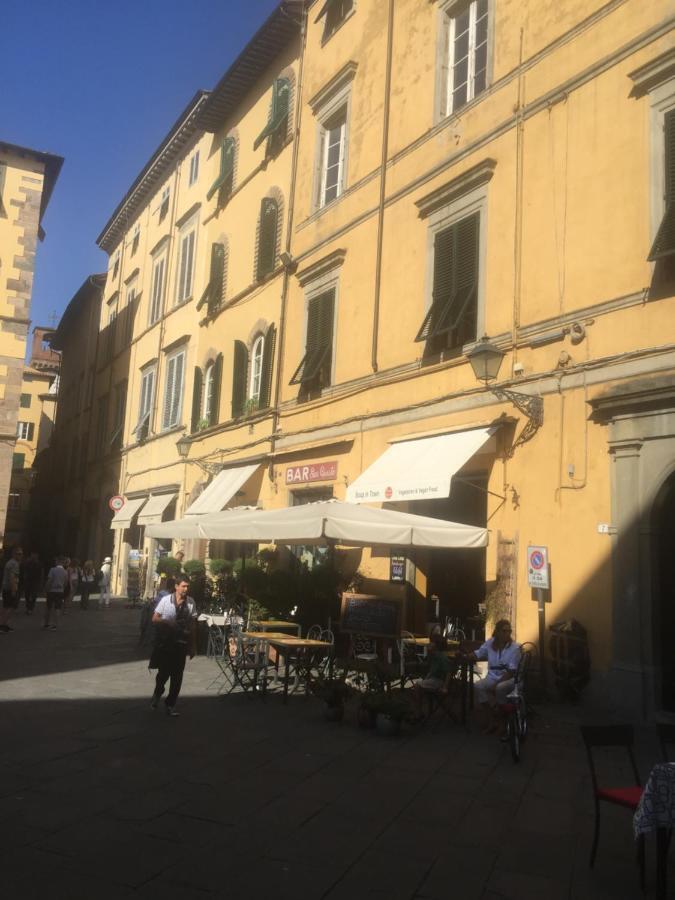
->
[530, 550, 545, 570]
[109, 495, 124, 512]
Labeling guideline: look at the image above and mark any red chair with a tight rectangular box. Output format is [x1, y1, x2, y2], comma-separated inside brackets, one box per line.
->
[580, 725, 644, 886]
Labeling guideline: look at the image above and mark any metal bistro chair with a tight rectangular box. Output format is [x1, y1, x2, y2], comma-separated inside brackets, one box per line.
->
[306, 624, 323, 641]
[579, 724, 645, 887]
[206, 621, 225, 658]
[216, 630, 268, 698]
[397, 631, 426, 689]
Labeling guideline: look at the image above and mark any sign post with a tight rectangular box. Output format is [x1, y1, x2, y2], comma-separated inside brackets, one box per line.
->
[527, 545, 550, 690]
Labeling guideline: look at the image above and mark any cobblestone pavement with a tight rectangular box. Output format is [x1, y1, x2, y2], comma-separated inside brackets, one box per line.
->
[0, 602, 671, 899]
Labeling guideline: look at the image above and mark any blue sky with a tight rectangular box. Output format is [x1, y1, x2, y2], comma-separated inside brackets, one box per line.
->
[3, 0, 280, 335]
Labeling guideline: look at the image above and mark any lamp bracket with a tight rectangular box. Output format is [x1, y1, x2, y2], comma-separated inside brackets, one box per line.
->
[491, 388, 544, 457]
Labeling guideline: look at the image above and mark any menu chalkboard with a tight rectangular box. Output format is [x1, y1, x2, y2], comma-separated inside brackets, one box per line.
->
[340, 592, 401, 638]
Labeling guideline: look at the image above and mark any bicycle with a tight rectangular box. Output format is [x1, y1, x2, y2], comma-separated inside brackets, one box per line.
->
[503, 646, 534, 763]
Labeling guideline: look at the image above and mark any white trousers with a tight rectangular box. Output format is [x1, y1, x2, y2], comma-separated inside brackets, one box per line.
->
[474, 676, 514, 707]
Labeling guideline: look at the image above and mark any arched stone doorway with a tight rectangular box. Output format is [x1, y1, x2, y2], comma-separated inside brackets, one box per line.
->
[652, 472, 675, 711]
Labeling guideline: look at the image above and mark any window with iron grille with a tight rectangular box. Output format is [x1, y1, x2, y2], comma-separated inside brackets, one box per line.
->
[440, 0, 489, 117]
[649, 108, 675, 261]
[161, 349, 186, 431]
[415, 212, 479, 357]
[256, 197, 279, 281]
[289, 290, 335, 392]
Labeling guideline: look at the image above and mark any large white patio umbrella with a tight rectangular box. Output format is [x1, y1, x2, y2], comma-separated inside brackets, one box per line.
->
[145, 506, 260, 540]
[197, 500, 488, 549]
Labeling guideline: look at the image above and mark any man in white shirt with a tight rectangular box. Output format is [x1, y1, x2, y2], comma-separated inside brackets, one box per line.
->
[150, 576, 197, 716]
[43, 557, 69, 631]
[99, 557, 112, 607]
[1, 546, 23, 633]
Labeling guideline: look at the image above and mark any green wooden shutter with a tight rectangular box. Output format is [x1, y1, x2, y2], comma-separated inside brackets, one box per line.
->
[209, 242, 226, 313]
[649, 110, 675, 261]
[256, 198, 278, 281]
[231, 341, 249, 418]
[0, 163, 7, 218]
[253, 79, 290, 151]
[258, 324, 276, 410]
[27, 422, 35, 442]
[207, 137, 235, 201]
[290, 291, 334, 386]
[191, 366, 203, 433]
[162, 357, 176, 429]
[210, 353, 223, 426]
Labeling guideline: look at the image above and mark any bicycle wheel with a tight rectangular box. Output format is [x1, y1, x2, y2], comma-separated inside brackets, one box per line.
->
[519, 705, 528, 743]
[509, 711, 520, 762]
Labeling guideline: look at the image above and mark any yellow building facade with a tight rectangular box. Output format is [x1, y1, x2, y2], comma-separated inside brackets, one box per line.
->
[44, 0, 675, 715]
[0, 140, 61, 547]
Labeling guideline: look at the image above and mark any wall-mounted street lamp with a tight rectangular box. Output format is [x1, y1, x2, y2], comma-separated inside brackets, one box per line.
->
[176, 435, 191, 459]
[467, 335, 544, 456]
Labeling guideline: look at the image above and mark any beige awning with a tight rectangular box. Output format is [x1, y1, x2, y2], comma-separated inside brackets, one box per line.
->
[110, 496, 147, 530]
[345, 426, 496, 504]
[138, 493, 176, 526]
[184, 464, 259, 516]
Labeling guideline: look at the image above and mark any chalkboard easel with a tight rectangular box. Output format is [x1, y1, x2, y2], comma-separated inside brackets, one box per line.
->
[340, 592, 401, 638]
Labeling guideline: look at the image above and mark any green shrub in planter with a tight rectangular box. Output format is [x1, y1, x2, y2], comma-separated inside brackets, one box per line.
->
[156, 556, 182, 578]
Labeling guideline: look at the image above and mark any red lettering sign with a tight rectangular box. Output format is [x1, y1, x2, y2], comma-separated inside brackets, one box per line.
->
[285, 461, 338, 484]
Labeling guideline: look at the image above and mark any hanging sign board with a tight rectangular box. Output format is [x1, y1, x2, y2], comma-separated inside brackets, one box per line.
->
[527, 545, 550, 590]
[285, 461, 338, 484]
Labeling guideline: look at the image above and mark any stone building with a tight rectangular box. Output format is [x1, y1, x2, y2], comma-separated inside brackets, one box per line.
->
[0, 140, 62, 547]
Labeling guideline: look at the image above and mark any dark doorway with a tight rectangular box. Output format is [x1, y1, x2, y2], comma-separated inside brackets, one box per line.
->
[415, 474, 488, 627]
[654, 472, 675, 711]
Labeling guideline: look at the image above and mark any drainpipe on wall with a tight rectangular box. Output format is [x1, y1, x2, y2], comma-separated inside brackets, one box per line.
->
[370, 0, 395, 374]
[270, 5, 308, 487]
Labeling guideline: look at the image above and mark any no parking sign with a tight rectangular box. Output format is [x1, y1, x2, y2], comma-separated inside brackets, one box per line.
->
[527, 545, 549, 589]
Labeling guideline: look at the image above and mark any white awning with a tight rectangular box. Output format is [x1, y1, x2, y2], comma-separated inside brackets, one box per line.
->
[110, 496, 147, 530]
[184, 464, 259, 516]
[346, 427, 496, 503]
[138, 493, 176, 526]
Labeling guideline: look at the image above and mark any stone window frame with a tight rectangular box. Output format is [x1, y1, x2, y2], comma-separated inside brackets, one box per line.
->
[148, 241, 169, 327]
[309, 62, 357, 213]
[188, 149, 200, 187]
[174, 209, 199, 307]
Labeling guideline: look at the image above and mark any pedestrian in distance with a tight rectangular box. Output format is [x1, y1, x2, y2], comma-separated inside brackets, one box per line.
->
[80, 560, 96, 610]
[0, 546, 23, 633]
[43, 557, 69, 631]
[149, 575, 197, 716]
[22, 551, 43, 615]
[67, 558, 81, 609]
[61, 557, 72, 614]
[99, 556, 112, 607]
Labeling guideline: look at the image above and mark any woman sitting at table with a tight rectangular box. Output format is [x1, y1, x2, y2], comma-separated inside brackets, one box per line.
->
[466, 620, 521, 734]
[411, 633, 454, 720]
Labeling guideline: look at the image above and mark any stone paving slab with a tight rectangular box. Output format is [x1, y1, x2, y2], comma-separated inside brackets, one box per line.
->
[0, 603, 673, 898]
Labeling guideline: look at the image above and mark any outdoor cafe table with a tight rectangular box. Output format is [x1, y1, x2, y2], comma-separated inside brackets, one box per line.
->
[266, 637, 332, 704]
[253, 619, 302, 636]
[634, 762, 675, 899]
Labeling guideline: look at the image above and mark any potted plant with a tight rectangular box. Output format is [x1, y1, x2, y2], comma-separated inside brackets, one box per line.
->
[369, 693, 411, 736]
[310, 676, 354, 722]
[357, 691, 380, 729]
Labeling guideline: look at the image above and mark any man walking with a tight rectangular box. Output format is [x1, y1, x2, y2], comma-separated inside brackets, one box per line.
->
[44, 557, 68, 631]
[99, 556, 112, 607]
[0, 546, 23, 633]
[150, 576, 197, 716]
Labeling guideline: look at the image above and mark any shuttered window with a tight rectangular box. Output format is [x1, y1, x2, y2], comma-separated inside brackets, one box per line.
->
[193, 355, 223, 429]
[289, 290, 335, 388]
[207, 137, 235, 205]
[162, 350, 185, 430]
[209, 353, 223, 426]
[20, 393, 31, 408]
[159, 186, 170, 222]
[95, 395, 109, 455]
[149, 254, 166, 324]
[317, 0, 354, 40]
[176, 226, 196, 304]
[254, 79, 290, 155]
[319, 110, 347, 207]
[189, 150, 200, 186]
[191, 366, 203, 433]
[16, 421, 34, 441]
[415, 212, 479, 354]
[231, 341, 249, 418]
[259, 323, 277, 410]
[110, 380, 127, 447]
[12, 453, 25, 470]
[0, 162, 7, 218]
[249, 336, 265, 406]
[649, 109, 675, 261]
[130, 224, 140, 256]
[136, 367, 155, 439]
[256, 198, 279, 281]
